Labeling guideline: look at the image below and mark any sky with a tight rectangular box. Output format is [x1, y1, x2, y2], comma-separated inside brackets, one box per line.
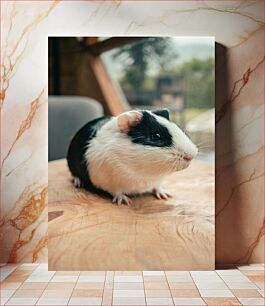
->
[171, 37, 214, 63]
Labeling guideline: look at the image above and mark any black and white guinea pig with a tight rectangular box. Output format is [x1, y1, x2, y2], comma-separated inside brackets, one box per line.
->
[67, 109, 198, 205]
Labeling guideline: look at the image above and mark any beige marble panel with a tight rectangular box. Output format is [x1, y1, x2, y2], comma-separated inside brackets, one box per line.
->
[0, 0, 264, 263]
[1, 1, 58, 263]
[216, 27, 264, 263]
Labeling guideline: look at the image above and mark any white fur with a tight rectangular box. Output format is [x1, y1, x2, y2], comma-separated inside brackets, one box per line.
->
[84, 111, 198, 204]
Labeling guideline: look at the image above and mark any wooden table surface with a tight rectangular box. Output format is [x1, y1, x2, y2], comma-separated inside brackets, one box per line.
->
[48, 159, 214, 271]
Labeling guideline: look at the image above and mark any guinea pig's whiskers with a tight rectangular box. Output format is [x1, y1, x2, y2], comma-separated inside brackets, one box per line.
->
[198, 145, 213, 151]
[172, 158, 180, 169]
[196, 140, 211, 147]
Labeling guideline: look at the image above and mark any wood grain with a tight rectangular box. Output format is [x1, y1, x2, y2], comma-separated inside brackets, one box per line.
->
[85, 37, 144, 55]
[89, 57, 125, 115]
[48, 159, 214, 270]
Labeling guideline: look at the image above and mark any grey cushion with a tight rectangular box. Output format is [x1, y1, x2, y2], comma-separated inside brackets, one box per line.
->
[48, 96, 103, 161]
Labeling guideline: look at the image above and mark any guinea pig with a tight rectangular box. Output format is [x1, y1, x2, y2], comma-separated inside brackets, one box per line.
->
[67, 109, 198, 205]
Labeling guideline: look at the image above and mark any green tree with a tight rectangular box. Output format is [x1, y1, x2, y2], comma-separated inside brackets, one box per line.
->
[112, 38, 175, 91]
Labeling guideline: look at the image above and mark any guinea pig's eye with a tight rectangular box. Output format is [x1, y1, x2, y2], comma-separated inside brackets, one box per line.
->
[151, 133, 161, 141]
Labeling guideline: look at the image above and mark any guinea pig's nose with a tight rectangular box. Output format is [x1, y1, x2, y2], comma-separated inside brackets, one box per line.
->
[183, 153, 193, 162]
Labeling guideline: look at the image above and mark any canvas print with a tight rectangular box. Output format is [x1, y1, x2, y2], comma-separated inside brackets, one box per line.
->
[48, 37, 215, 270]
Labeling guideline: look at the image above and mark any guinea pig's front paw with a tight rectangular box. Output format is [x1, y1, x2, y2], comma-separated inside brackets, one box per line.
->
[112, 194, 132, 206]
[152, 187, 172, 200]
[73, 176, 81, 188]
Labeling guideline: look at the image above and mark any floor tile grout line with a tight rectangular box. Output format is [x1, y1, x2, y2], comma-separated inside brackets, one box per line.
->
[1, 267, 18, 306]
[24, 286, 46, 306]
[73, 270, 81, 290]
[217, 267, 261, 292]
[1, 263, 39, 284]
[164, 270, 175, 305]
[211, 267, 249, 305]
[1, 265, 264, 305]
[1, 286, 15, 305]
[1, 264, 44, 305]
[67, 270, 80, 305]
[110, 271, 114, 306]
[1, 264, 19, 281]
[65, 285, 75, 306]
[217, 268, 251, 280]
[189, 269, 203, 297]
[101, 270, 108, 306]
[190, 269, 234, 304]
[142, 270, 147, 306]
[31, 264, 50, 305]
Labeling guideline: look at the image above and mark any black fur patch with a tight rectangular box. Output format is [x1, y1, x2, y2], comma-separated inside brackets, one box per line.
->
[67, 116, 112, 199]
[127, 111, 172, 148]
[152, 108, 170, 120]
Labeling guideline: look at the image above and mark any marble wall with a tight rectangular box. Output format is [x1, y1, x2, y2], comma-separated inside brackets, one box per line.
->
[1, 0, 264, 263]
[216, 27, 264, 263]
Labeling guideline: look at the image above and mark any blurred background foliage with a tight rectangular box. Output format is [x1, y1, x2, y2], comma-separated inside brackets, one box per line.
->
[103, 37, 215, 162]
[112, 38, 214, 110]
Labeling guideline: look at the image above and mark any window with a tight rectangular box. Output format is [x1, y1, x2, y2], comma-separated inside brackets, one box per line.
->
[101, 37, 215, 162]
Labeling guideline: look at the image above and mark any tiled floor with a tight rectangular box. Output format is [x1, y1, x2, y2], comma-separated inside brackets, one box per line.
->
[0, 264, 264, 305]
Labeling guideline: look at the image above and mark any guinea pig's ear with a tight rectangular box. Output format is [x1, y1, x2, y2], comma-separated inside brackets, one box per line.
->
[152, 108, 170, 120]
[117, 110, 142, 133]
